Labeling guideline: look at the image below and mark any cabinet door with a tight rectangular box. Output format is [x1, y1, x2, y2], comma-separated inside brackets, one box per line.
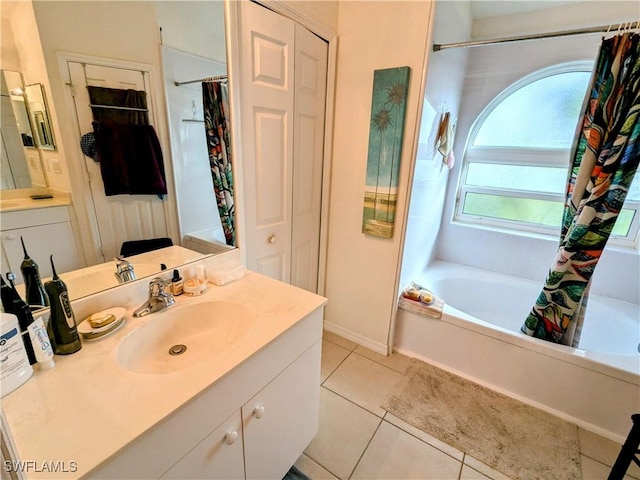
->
[160, 410, 244, 480]
[242, 340, 321, 480]
[1, 222, 81, 279]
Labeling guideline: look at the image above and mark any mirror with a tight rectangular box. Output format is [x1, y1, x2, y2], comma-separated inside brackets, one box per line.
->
[25, 83, 56, 150]
[1, 0, 234, 301]
[0, 69, 47, 190]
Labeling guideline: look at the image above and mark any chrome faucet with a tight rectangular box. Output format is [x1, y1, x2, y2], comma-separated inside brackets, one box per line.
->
[133, 277, 175, 317]
[114, 256, 136, 284]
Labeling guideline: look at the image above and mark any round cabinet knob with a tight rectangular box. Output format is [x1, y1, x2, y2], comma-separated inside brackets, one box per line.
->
[224, 431, 238, 445]
[267, 235, 276, 244]
[4, 235, 17, 241]
[252, 405, 265, 419]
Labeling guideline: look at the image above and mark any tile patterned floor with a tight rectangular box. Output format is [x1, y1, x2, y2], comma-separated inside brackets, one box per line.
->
[294, 332, 639, 480]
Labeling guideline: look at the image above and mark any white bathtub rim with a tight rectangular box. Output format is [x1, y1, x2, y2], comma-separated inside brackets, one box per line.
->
[433, 303, 640, 385]
[393, 343, 628, 445]
[410, 260, 640, 383]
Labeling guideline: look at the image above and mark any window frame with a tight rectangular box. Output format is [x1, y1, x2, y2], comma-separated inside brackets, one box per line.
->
[454, 61, 640, 247]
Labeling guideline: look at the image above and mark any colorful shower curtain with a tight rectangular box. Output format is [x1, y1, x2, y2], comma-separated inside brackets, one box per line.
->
[522, 33, 640, 347]
[202, 81, 235, 246]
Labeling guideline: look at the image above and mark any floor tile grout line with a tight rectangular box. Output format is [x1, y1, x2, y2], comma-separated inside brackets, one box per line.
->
[346, 416, 384, 480]
[349, 348, 411, 375]
[320, 348, 354, 387]
[322, 333, 358, 352]
[321, 383, 386, 419]
[382, 415, 465, 464]
[301, 451, 343, 480]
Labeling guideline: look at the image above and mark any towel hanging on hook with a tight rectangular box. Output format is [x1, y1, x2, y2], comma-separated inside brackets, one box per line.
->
[435, 110, 456, 170]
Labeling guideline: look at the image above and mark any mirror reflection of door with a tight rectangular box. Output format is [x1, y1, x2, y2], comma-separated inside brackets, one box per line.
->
[66, 60, 169, 263]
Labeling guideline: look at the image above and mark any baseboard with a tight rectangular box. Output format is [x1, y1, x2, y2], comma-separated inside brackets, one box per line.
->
[323, 321, 389, 355]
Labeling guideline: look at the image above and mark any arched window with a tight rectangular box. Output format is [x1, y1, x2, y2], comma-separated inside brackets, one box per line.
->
[455, 62, 639, 244]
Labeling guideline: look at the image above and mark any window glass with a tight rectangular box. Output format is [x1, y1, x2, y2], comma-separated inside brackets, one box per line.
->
[466, 164, 566, 194]
[474, 72, 591, 148]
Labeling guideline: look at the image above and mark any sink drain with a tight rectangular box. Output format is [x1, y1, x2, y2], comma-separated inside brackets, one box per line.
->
[168, 344, 187, 356]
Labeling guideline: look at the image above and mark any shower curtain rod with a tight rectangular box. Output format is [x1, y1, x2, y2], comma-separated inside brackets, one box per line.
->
[174, 74, 228, 87]
[433, 22, 639, 51]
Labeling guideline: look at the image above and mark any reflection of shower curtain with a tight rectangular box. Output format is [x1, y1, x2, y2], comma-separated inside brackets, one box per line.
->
[522, 33, 640, 346]
[202, 81, 235, 246]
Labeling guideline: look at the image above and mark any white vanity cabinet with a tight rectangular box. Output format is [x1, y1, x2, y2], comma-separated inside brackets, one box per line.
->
[87, 307, 323, 480]
[0, 206, 81, 279]
[160, 410, 245, 480]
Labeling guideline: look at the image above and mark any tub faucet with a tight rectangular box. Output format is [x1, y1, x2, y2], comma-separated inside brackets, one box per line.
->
[114, 256, 136, 284]
[133, 278, 175, 317]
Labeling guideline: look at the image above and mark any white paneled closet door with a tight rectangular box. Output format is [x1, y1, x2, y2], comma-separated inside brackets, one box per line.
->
[291, 25, 328, 293]
[238, 1, 327, 292]
[66, 62, 169, 262]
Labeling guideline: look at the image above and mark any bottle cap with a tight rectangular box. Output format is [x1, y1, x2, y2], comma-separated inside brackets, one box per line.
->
[172, 269, 181, 281]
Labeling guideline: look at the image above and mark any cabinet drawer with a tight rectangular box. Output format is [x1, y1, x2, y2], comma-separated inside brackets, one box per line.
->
[1, 206, 70, 230]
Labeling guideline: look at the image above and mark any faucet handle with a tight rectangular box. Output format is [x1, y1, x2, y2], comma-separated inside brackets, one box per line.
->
[149, 277, 170, 295]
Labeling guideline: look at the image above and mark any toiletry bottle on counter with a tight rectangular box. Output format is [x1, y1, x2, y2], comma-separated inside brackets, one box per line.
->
[171, 269, 183, 296]
[1, 276, 37, 365]
[28, 315, 55, 370]
[0, 313, 33, 397]
[44, 256, 81, 355]
[19, 237, 49, 310]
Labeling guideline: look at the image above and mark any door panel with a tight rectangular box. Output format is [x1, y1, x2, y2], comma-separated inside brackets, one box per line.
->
[239, 1, 294, 283]
[290, 25, 327, 292]
[254, 109, 287, 226]
[67, 61, 168, 262]
[242, 341, 321, 480]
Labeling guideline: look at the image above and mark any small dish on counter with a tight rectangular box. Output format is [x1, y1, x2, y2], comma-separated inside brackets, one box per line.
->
[78, 307, 126, 341]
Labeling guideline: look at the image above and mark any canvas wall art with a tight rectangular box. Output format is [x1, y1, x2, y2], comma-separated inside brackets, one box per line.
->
[362, 66, 410, 238]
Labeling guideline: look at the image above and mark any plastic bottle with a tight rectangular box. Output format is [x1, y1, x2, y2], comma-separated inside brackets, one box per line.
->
[19, 237, 49, 310]
[44, 256, 81, 355]
[0, 313, 33, 397]
[27, 315, 55, 370]
[1, 275, 37, 365]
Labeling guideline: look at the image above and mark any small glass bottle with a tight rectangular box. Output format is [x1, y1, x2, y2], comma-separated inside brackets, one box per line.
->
[171, 269, 184, 296]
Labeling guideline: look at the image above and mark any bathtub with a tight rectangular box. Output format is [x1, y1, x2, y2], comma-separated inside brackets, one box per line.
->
[394, 261, 640, 442]
[182, 228, 234, 255]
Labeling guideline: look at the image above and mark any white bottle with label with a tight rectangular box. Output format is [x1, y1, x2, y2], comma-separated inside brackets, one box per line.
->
[0, 312, 34, 397]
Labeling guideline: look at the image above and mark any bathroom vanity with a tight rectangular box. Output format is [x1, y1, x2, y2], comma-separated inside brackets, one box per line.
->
[1, 251, 326, 479]
[0, 194, 81, 280]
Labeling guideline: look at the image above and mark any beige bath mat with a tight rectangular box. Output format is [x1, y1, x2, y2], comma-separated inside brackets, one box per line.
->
[383, 360, 581, 480]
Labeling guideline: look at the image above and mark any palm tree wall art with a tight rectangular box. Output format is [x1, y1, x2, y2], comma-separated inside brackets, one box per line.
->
[362, 66, 411, 238]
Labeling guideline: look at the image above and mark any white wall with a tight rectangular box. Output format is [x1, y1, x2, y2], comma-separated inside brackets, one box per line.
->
[162, 46, 225, 239]
[433, 1, 640, 304]
[324, 1, 434, 353]
[154, 1, 227, 63]
[399, 1, 472, 288]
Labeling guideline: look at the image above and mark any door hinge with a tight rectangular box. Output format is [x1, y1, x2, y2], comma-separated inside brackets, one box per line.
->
[66, 82, 76, 97]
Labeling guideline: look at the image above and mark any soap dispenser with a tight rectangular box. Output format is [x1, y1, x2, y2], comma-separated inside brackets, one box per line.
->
[19, 237, 49, 310]
[44, 255, 82, 355]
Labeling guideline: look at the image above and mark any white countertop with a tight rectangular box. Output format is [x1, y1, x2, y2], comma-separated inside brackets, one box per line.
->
[0, 193, 71, 212]
[1, 269, 326, 479]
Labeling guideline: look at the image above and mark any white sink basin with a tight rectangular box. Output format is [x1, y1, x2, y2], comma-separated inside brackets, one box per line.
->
[117, 301, 256, 375]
